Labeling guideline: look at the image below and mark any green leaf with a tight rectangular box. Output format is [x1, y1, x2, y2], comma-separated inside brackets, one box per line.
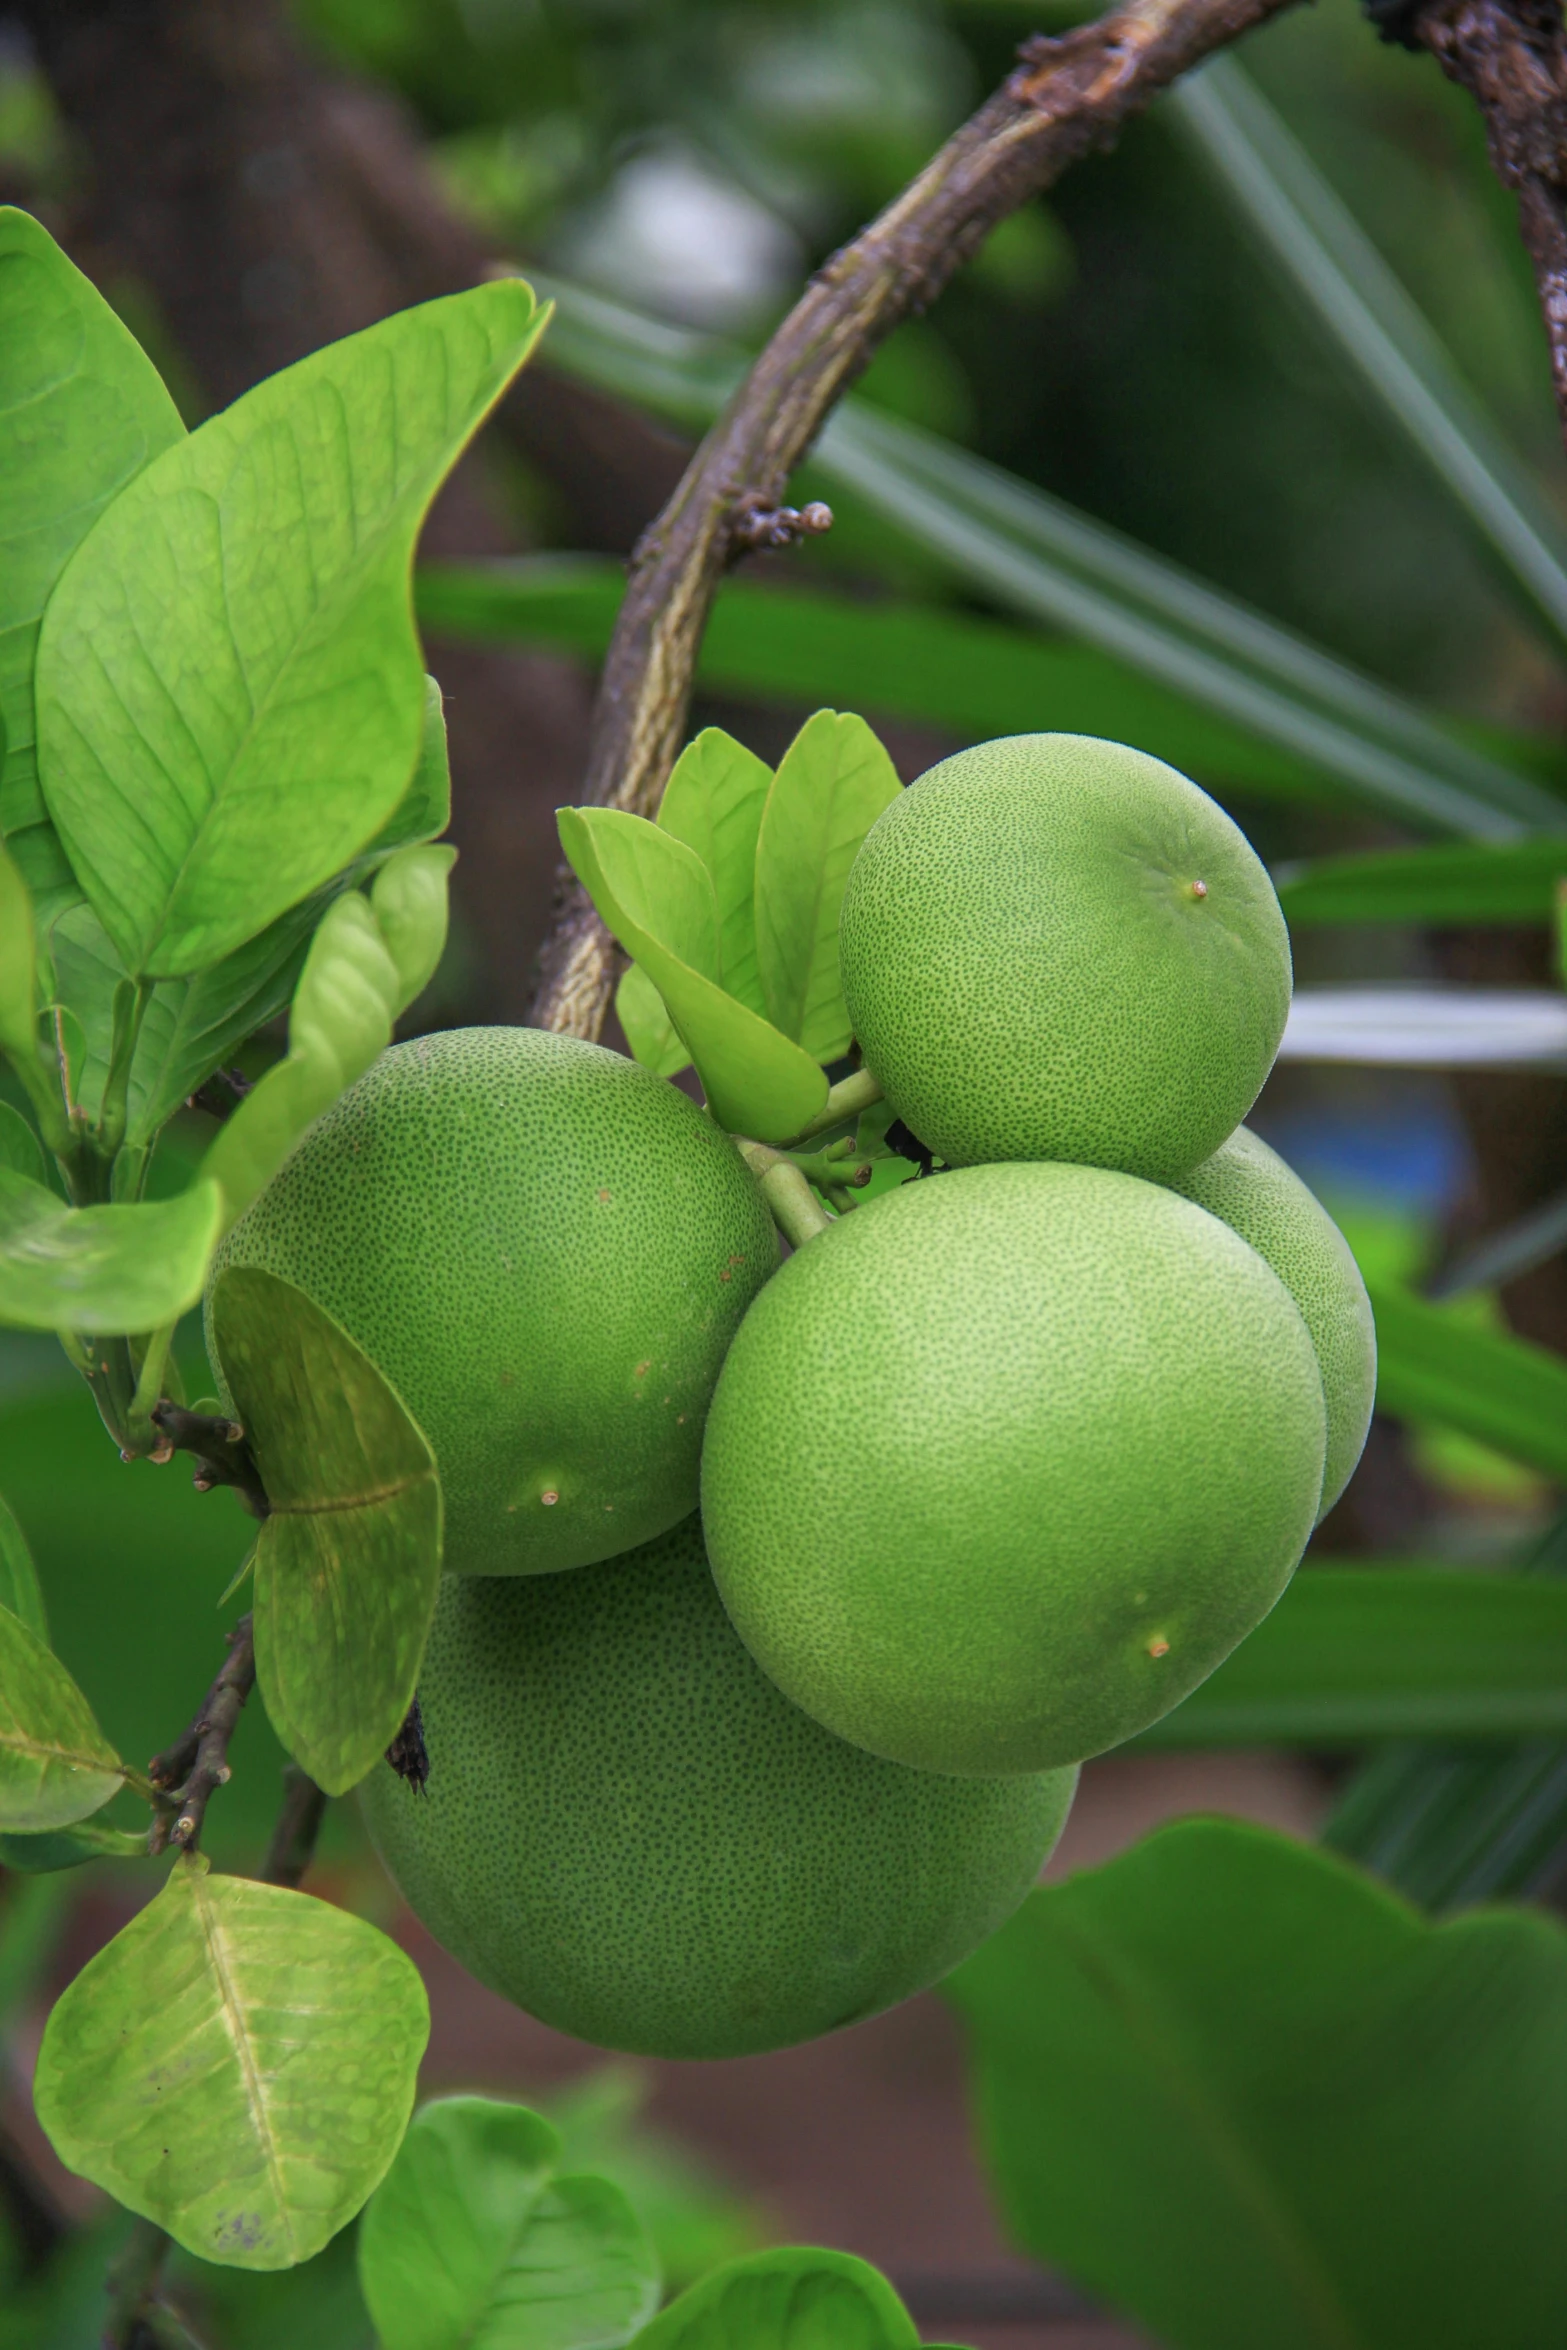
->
[201, 889, 406, 1231]
[0, 1483, 47, 1640]
[0, 205, 184, 843]
[529, 271, 1565, 840]
[33, 1850, 429, 2269]
[1370, 1281, 1567, 1481]
[615, 960, 692, 1078]
[947, 1819, 1567, 2350]
[0, 831, 38, 1069]
[385, 673, 453, 849]
[557, 807, 826, 1142]
[1277, 837, 1567, 927]
[0, 1601, 122, 1831]
[211, 1267, 442, 1797]
[0, 1168, 222, 1334]
[630, 2249, 919, 2350]
[0, 1819, 149, 1872]
[0, 1103, 44, 1185]
[358, 2096, 661, 2350]
[1172, 59, 1567, 655]
[1138, 1569, 1567, 1746]
[36, 281, 547, 979]
[658, 727, 774, 1012]
[418, 558, 1567, 821]
[754, 712, 901, 1061]
[369, 844, 458, 1017]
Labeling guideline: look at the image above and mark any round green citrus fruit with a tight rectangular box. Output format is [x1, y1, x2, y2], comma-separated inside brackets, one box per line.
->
[838, 734, 1292, 1181]
[359, 1515, 1076, 2058]
[208, 1028, 776, 1576]
[1171, 1126, 1376, 1521]
[702, 1161, 1325, 1775]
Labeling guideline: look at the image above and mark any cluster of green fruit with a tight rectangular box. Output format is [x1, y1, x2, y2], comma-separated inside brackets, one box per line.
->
[208, 732, 1374, 2062]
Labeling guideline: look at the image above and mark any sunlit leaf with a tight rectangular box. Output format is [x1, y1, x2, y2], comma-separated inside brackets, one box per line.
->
[557, 807, 826, 1141]
[0, 1482, 47, 1640]
[0, 204, 184, 843]
[0, 1168, 222, 1334]
[359, 2096, 660, 2350]
[630, 2248, 919, 2350]
[754, 711, 901, 1061]
[34, 1852, 429, 2269]
[658, 727, 773, 1012]
[36, 282, 547, 978]
[211, 1267, 441, 1797]
[616, 960, 692, 1078]
[0, 832, 38, 1072]
[0, 1601, 122, 1831]
[1141, 1568, 1567, 1746]
[369, 845, 458, 1017]
[948, 1819, 1567, 2350]
[201, 890, 406, 1230]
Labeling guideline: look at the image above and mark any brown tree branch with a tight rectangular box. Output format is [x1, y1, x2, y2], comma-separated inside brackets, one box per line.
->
[528, 0, 1302, 1037]
[1406, 0, 1567, 445]
[146, 1616, 257, 1854]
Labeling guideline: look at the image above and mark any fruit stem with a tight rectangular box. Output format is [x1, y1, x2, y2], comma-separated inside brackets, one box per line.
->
[738, 1140, 836, 1248]
[780, 1067, 881, 1149]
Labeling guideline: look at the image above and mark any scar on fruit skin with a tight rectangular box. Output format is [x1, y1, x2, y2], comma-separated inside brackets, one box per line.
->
[1146, 1635, 1171, 1659]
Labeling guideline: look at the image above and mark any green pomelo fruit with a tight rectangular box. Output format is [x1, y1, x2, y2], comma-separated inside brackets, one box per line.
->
[838, 733, 1292, 1181]
[1172, 1126, 1376, 1522]
[360, 1516, 1076, 2058]
[702, 1161, 1326, 1775]
[209, 1028, 776, 1575]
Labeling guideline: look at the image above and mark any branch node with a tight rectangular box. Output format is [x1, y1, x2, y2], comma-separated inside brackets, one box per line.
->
[150, 1402, 270, 1519]
[728, 498, 834, 558]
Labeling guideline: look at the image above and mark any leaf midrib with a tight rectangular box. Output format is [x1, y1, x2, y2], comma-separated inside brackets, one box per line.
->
[190, 1871, 296, 2261]
[1049, 1915, 1369, 2350]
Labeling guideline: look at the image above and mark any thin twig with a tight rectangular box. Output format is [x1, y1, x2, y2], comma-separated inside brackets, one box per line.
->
[528, 0, 1302, 1039]
[259, 1765, 329, 1890]
[1401, 0, 1567, 446]
[147, 1616, 257, 1855]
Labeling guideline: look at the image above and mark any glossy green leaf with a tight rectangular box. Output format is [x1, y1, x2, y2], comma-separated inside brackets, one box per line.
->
[658, 727, 774, 1012]
[34, 1851, 429, 2269]
[370, 844, 457, 1016]
[631, 2249, 919, 2350]
[0, 1818, 149, 1872]
[557, 806, 826, 1142]
[0, 1167, 222, 1334]
[754, 712, 901, 1061]
[0, 1102, 44, 1185]
[0, 205, 184, 843]
[419, 558, 1567, 820]
[212, 1267, 441, 1797]
[1371, 1282, 1567, 1481]
[1173, 59, 1567, 654]
[948, 1818, 1567, 2350]
[359, 2096, 661, 2350]
[36, 281, 547, 979]
[1139, 1569, 1567, 1746]
[1278, 837, 1567, 928]
[0, 1601, 122, 1831]
[0, 1483, 47, 1640]
[616, 960, 691, 1078]
[202, 890, 405, 1230]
